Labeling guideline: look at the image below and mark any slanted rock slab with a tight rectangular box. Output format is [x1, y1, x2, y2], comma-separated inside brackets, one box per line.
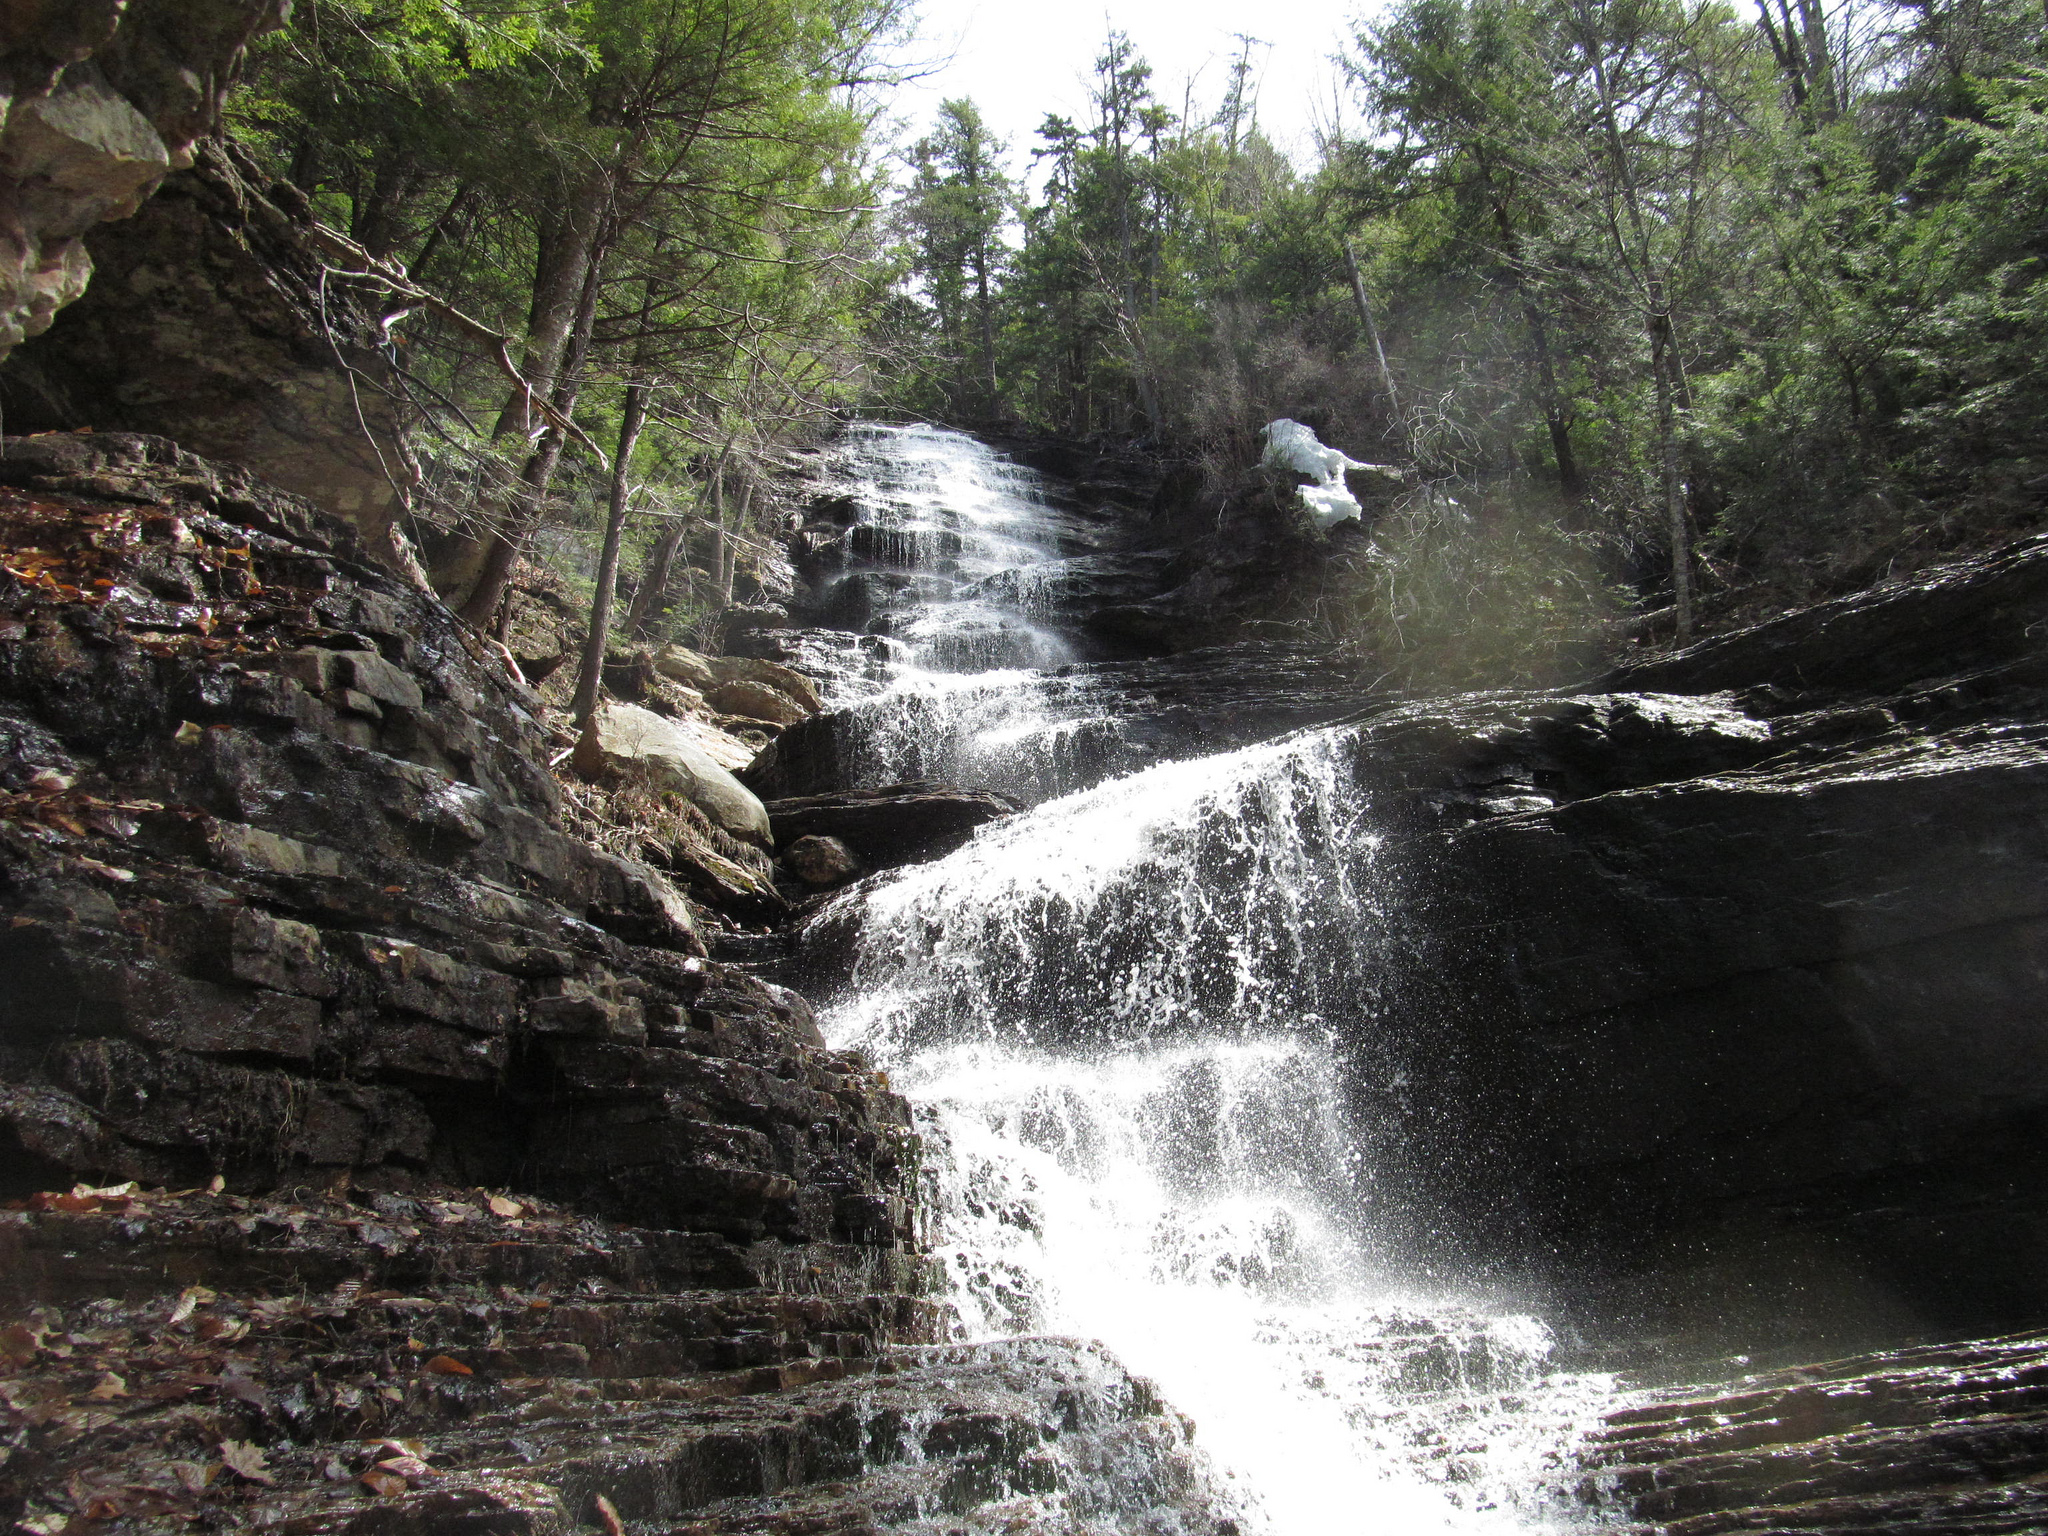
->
[765, 781, 1019, 870]
[573, 702, 772, 847]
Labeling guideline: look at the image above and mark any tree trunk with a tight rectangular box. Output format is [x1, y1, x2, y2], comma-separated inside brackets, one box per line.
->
[1343, 237, 1405, 449]
[430, 178, 609, 609]
[1653, 313, 1692, 644]
[629, 439, 728, 637]
[1484, 196, 1582, 497]
[974, 241, 998, 416]
[627, 522, 688, 639]
[456, 221, 611, 630]
[571, 382, 649, 724]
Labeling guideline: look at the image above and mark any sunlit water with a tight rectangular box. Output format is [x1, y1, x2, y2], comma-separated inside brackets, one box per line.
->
[805, 424, 1147, 801]
[808, 426, 1617, 1532]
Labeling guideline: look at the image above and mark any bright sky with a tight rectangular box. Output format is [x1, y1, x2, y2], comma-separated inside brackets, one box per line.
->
[877, 0, 1382, 185]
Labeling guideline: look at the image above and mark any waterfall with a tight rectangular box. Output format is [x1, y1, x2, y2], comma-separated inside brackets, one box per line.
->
[804, 424, 1147, 803]
[803, 427, 1619, 1533]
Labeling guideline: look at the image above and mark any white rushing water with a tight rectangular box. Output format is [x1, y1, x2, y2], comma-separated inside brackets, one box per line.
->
[805, 424, 1148, 802]
[809, 426, 1617, 1533]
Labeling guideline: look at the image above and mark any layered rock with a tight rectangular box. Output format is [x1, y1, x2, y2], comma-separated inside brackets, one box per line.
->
[0, 430, 1120, 1530]
[763, 783, 1019, 872]
[0, 428, 921, 1254]
[1340, 534, 2048, 1344]
[1580, 1332, 2048, 1533]
[744, 640, 1383, 803]
[0, 137, 416, 577]
[0, 1181, 1218, 1534]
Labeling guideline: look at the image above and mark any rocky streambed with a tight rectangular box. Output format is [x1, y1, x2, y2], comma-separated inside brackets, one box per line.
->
[1, 423, 2046, 1534]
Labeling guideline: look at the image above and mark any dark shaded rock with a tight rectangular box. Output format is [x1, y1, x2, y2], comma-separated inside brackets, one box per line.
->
[0, 139, 418, 577]
[0, 1181, 963, 1533]
[1604, 532, 2048, 697]
[1580, 1333, 2048, 1533]
[0, 434, 912, 1257]
[764, 782, 1018, 870]
[785, 834, 859, 886]
[1335, 536, 2048, 1342]
[0, 1196, 1227, 1536]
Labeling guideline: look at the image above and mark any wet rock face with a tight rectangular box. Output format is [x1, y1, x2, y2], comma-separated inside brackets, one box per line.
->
[744, 640, 1384, 805]
[0, 1182, 1216, 1535]
[0, 0, 286, 358]
[1581, 1333, 2048, 1534]
[1348, 536, 2048, 1339]
[764, 783, 1019, 872]
[0, 433, 918, 1262]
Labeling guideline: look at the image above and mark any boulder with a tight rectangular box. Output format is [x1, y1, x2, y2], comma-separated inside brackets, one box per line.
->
[765, 782, 1018, 870]
[709, 653, 824, 712]
[572, 702, 773, 846]
[671, 711, 759, 772]
[724, 602, 791, 634]
[707, 677, 810, 726]
[654, 643, 719, 692]
[785, 834, 861, 886]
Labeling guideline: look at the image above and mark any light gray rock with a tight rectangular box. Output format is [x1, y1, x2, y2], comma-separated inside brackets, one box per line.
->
[707, 677, 810, 726]
[654, 643, 719, 692]
[572, 701, 773, 846]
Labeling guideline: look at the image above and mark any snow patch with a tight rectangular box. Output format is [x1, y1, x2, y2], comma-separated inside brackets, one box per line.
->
[1261, 418, 1385, 532]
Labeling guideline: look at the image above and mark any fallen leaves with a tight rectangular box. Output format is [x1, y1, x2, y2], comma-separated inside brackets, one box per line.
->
[167, 1286, 216, 1327]
[488, 1194, 525, 1219]
[217, 1439, 275, 1486]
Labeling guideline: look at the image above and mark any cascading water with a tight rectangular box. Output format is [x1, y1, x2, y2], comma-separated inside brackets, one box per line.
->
[801, 424, 1143, 804]
[803, 426, 1620, 1532]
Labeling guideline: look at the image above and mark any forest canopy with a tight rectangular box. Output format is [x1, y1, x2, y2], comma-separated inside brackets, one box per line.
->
[890, 0, 2048, 636]
[227, 0, 2048, 668]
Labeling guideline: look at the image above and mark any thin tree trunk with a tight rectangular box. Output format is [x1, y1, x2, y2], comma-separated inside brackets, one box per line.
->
[571, 382, 650, 724]
[708, 463, 729, 606]
[974, 242, 998, 415]
[1653, 315, 1692, 644]
[628, 444, 725, 638]
[458, 221, 611, 630]
[1484, 197, 1582, 496]
[1343, 237, 1404, 448]
[723, 476, 755, 609]
[626, 522, 687, 639]
[430, 178, 609, 609]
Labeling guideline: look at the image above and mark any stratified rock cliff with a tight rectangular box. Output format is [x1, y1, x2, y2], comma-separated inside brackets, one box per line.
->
[1343, 535, 2048, 1345]
[0, 429, 924, 1251]
[0, 431, 1221, 1534]
[0, 138, 414, 574]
